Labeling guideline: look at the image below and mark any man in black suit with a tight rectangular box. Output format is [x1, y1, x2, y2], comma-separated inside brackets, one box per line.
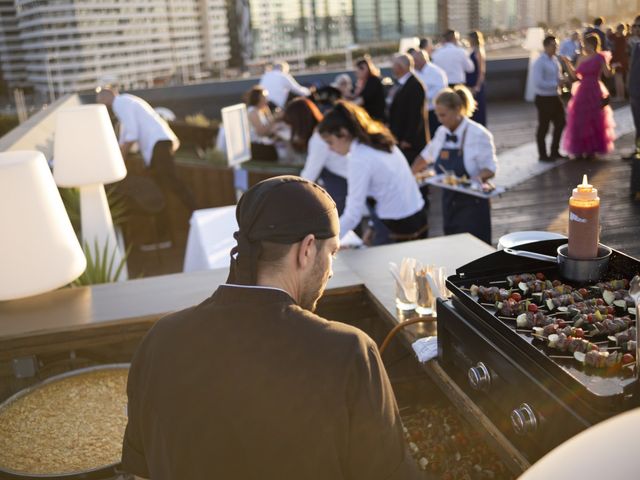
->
[388, 53, 428, 165]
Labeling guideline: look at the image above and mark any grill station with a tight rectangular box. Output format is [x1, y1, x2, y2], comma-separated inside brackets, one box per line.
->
[1, 235, 638, 477]
[438, 239, 639, 463]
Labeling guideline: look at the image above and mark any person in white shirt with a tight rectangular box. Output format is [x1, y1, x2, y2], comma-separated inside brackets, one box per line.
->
[244, 86, 278, 161]
[531, 35, 570, 161]
[559, 31, 582, 64]
[411, 86, 497, 244]
[318, 101, 427, 243]
[259, 62, 312, 109]
[97, 88, 196, 245]
[431, 30, 475, 86]
[409, 47, 448, 138]
[281, 98, 348, 214]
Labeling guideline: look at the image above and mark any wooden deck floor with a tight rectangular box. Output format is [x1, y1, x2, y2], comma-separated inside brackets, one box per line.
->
[426, 133, 640, 260]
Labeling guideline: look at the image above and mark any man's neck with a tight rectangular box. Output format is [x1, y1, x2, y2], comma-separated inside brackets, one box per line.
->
[255, 274, 298, 305]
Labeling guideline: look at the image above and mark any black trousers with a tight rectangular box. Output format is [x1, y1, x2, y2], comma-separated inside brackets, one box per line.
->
[149, 141, 196, 239]
[534, 95, 565, 157]
[630, 95, 640, 146]
[250, 142, 278, 162]
[382, 209, 429, 243]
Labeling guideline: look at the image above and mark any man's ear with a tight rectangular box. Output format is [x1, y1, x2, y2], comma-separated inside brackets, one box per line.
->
[296, 234, 316, 269]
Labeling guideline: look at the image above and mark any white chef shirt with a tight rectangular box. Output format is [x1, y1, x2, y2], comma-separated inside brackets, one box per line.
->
[415, 62, 448, 110]
[300, 131, 348, 181]
[418, 117, 497, 178]
[259, 70, 311, 109]
[339, 141, 425, 235]
[112, 94, 179, 166]
[431, 43, 475, 85]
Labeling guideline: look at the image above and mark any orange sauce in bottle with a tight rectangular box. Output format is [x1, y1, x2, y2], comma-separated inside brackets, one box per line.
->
[568, 174, 600, 259]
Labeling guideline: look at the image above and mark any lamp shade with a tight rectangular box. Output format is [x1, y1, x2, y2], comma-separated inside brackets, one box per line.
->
[0, 151, 87, 301]
[53, 104, 126, 186]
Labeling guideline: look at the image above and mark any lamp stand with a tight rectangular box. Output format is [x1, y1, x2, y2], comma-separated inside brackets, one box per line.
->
[79, 183, 127, 280]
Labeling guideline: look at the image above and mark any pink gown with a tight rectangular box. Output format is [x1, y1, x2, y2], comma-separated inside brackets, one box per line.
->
[563, 52, 616, 156]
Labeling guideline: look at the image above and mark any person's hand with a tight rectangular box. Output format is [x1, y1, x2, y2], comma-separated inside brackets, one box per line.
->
[399, 140, 412, 150]
[411, 156, 429, 174]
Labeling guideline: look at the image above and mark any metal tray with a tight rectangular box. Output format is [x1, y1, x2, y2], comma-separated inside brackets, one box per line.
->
[445, 239, 640, 414]
[0, 364, 130, 480]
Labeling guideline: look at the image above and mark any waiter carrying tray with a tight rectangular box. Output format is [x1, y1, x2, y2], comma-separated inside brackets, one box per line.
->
[121, 176, 422, 479]
[412, 86, 497, 244]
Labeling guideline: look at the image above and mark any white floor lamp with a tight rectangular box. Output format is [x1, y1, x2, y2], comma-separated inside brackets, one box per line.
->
[53, 104, 128, 281]
[0, 151, 86, 301]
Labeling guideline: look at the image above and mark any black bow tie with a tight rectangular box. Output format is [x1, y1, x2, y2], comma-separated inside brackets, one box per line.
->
[446, 133, 458, 143]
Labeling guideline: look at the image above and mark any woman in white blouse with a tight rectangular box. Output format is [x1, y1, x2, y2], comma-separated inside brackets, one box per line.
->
[282, 98, 349, 214]
[412, 86, 497, 244]
[318, 101, 426, 242]
[245, 86, 278, 161]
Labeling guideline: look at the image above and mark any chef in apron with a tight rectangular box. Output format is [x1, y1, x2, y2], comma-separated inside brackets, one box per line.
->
[412, 86, 497, 244]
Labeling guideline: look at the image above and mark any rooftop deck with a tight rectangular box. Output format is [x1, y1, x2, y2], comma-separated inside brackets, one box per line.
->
[125, 100, 640, 277]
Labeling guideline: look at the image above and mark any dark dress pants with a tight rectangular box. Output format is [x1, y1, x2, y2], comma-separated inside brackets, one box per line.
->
[149, 141, 196, 238]
[534, 95, 565, 157]
[630, 95, 640, 149]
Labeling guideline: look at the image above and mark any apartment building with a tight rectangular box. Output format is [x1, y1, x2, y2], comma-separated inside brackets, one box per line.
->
[0, 0, 26, 88]
[247, 0, 353, 60]
[0, 0, 230, 98]
[352, 0, 438, 43]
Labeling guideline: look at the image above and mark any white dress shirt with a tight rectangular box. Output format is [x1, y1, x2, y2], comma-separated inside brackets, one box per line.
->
[419, 117, 497, 178]
[259, 70, 311, 108]
[431, 43, 475, 84]
[300, 131, 348, 181]
[532, 54, 562, 96]
[415, 62, 448, 110]
[339, 141, 425, 235]
[112, 94, 179, 166]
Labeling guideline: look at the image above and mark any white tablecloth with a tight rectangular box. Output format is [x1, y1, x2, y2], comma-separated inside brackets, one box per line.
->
[183, 206, 363, 273]
[183, 206, 238, 273]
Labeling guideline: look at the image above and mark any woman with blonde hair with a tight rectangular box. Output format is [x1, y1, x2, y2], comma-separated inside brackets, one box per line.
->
[319, 100, 426, 242]
[412, 85, 497, 244]
[466, 30, 487, 125]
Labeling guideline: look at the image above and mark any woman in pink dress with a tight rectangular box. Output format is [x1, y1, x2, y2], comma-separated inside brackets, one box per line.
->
[562, 34, 615, 158]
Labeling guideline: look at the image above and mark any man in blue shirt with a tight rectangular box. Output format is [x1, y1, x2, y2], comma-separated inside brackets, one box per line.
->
[559, 31, 581, 64]
[532, 35, 571, 161]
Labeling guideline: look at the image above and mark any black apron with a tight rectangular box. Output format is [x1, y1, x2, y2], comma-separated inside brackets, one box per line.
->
[434, 128, 491, 244]
[318, 168, 347, 216]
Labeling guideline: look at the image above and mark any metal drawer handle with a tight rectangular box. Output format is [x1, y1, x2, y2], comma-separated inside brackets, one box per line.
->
[467, 362, 491, 392]
[511, 403, 538, 435]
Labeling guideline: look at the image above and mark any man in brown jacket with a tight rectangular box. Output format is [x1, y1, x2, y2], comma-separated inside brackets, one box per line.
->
[122, 176, 421, 479]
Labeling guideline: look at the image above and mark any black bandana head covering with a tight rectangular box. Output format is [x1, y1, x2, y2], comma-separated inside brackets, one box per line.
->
[228, 175, 339, 285]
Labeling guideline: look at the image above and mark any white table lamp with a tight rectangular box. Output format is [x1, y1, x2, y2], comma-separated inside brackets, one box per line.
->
[0, 151, 87, 301]
[53, 104, 127, 280]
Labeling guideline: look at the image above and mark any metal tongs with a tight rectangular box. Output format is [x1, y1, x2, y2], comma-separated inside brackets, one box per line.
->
[629, 276, 640, 379]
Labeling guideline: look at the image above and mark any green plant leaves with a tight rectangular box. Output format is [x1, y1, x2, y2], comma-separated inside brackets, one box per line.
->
[71, 238, 131, 286]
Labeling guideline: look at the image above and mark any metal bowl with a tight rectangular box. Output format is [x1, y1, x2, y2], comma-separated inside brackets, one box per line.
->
[556, 244, 612, 283]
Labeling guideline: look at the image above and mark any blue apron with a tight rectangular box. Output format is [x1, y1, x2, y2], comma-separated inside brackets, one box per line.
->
[434, 128, 492, 244]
